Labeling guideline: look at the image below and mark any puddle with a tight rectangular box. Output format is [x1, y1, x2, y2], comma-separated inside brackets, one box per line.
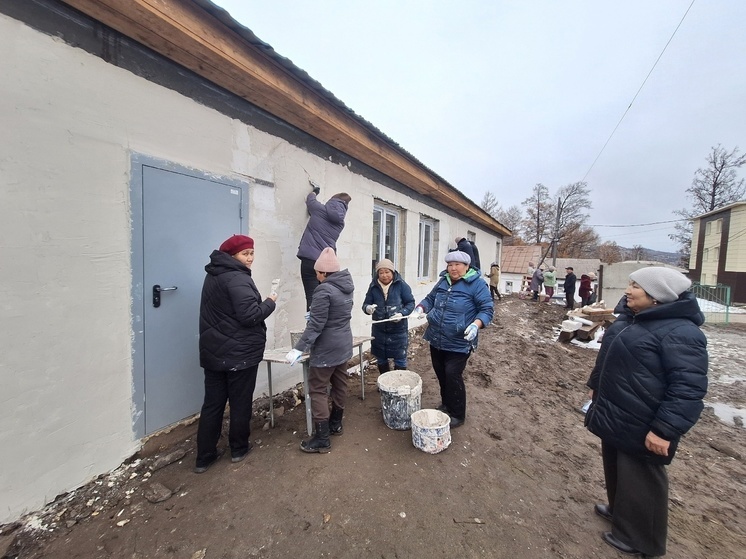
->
[706, 401, 746, 428]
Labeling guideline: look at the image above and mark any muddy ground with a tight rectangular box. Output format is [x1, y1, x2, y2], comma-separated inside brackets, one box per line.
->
[2, 296, 745, 559]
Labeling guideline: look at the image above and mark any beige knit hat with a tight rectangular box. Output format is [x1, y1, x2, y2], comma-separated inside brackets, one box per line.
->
[314, 247, 340, 273]
[375, 258, 395, 273]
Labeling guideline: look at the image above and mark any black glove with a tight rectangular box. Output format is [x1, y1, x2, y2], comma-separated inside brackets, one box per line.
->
[309, 180, 320, 195]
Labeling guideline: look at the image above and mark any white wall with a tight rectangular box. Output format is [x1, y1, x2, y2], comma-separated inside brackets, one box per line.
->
[0, 15, 500, 522]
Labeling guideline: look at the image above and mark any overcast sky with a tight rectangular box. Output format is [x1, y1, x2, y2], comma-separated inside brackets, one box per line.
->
[212, 0, 745, 252]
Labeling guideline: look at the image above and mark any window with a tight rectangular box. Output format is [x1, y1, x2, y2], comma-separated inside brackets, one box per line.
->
[418, 217, 436, 279]
[712, 274, 717, 285]
[705, 221, 712, 235]
[716, 219, 722, 233]
[372, 203, 400, 275]
[713, 247, 719, 261]
[703, 248, 709, 262]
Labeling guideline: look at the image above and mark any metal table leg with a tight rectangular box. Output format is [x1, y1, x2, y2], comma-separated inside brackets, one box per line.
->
[267, 361, 274, 427]
[302, 361, 312, 435]
[359, 344, 366, 400]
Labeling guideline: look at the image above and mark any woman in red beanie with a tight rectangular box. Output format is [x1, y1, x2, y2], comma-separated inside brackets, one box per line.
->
[194, 234, 278, 473]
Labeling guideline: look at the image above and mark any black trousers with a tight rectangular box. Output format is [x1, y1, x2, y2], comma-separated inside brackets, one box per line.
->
[429, 346, 470, 420]
[602, 442, 668, 557]
[565, 290, 575, 309]
[489, 285, 502, 300]
[300, 257, 320, 311]
[196, 365, 258, 466]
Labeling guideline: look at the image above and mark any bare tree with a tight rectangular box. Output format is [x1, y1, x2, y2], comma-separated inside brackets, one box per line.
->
[496, 205, 524, 245]
[479, 191, 499, 217]
[670, 144, 746, 262]
[597, 241, 623, 264]
[558, 224, 600, 258]
[631, 244, 646, 261]
[522, 183, 553, 244]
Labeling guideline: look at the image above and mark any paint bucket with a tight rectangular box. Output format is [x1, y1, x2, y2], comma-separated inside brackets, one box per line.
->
[410, 409, 451, 454]
[376, 370, 422, 430]
[290, 330, 304, 348]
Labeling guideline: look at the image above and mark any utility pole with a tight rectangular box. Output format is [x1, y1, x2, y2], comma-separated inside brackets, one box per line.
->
[551, 198, 561, 266]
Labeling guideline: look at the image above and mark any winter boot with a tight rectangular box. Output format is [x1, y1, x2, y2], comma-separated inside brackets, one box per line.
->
[377, 359, 390, 374]
[300, 420, 331, 453]
[394, 365, 407, 370]
[329, 405, 344, 436]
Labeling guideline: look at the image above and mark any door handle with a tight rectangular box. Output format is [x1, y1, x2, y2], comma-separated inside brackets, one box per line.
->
[152, 285, 178, 307]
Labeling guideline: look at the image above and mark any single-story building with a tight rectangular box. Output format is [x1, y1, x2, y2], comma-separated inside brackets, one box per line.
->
[0, 0, 510, 522]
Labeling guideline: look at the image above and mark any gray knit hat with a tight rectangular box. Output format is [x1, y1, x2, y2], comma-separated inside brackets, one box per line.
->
[629, 267, 691, 303]
[445, 250, 471, 265]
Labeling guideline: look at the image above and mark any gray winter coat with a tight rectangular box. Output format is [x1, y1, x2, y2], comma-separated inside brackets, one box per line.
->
[294, 269, 354, 368]
[296, 193, 349, 261]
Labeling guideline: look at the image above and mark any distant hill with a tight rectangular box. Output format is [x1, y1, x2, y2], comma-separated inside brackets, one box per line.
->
[619, 247, 683, 266]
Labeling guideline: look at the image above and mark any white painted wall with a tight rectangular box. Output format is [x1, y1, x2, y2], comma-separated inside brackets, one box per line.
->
[0, 15, 500, 522]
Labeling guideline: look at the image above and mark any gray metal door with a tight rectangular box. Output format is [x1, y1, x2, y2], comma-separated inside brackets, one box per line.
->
[136, 163, 245, 435]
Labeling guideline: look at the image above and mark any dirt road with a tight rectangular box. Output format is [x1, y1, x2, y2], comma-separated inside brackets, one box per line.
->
[3, 297, 745, 558]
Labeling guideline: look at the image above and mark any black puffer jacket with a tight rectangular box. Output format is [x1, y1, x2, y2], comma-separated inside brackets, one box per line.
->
[295, 269, 354, 368]
[585, 292, 708, 464]
[199, 250, 276, 371]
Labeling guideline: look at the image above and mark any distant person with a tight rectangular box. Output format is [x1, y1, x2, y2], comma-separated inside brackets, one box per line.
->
[579, 274, 593, 307]
[543, 266, 557, 302]
[486, 262, 502, 300]
[588, 272, 598, 304]
[362, 259, 415, 373]
[530, 265, 544, 301]
[527, 261, 535, 278]
[585, 267, 708, 557]
[415, 251, 494, 429]
[286, 248, 354, 453]
[296, 182, 351, 310]
[564, 267, 577, 310]
[195, 235, 278, 473]
[451, 237, 480, 271]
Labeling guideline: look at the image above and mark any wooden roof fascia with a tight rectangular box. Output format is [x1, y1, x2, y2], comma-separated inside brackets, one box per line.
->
[60, 0, 509, 236]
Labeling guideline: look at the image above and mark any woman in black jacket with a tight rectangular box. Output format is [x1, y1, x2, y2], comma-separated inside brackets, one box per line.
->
[195, 235, 277, 473]
[585, 267, 708, 557]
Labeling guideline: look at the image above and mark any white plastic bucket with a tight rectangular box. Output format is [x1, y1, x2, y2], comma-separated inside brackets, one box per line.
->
[376, 370, 422, 430]
[411, 409, 451, 454]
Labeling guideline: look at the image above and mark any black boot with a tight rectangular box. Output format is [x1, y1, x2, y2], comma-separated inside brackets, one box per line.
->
[377, 360, 390, 374]
[329, 405, 344, 436]
[394, 365, 407, 370]
[300, 420, 331, 453]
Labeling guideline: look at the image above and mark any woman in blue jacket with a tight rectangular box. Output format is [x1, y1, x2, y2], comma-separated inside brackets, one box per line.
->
[585, 267, 708, 557]
[415, 251, 494, 428]
[362, 259, 415, 373]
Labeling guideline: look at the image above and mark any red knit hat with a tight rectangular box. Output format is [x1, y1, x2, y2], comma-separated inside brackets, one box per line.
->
[219, 235, 254, 255]
[314, 247, 340, 273]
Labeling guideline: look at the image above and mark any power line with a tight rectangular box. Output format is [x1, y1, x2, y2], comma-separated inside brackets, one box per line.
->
[588, 218, 686, 228]
[580, 0, 697, 182]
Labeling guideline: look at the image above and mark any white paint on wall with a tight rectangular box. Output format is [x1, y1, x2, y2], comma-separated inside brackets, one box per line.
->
[0, 13, 501, 522]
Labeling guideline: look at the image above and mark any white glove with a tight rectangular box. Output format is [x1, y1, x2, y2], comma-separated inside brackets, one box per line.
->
[464, 323, 479, 342]
[304, 311, 311, 321]
[270, 278, 280, 297]
[415, 306, 426, 319]
[285, 349, 303, 366]
[365, 304, 378, 315]
[390, 313, 403, 322]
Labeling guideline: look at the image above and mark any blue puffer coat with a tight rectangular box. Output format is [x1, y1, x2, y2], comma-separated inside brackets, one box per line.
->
[294, 269, 354, 368]
[199, 250, 276, 371]
[418, 268, 494, 353]
[362, 272, 415, 361]
[586, 291, 708, 465]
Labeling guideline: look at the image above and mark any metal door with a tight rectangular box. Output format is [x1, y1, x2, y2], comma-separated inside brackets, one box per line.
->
[132, 159, 245, 436]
